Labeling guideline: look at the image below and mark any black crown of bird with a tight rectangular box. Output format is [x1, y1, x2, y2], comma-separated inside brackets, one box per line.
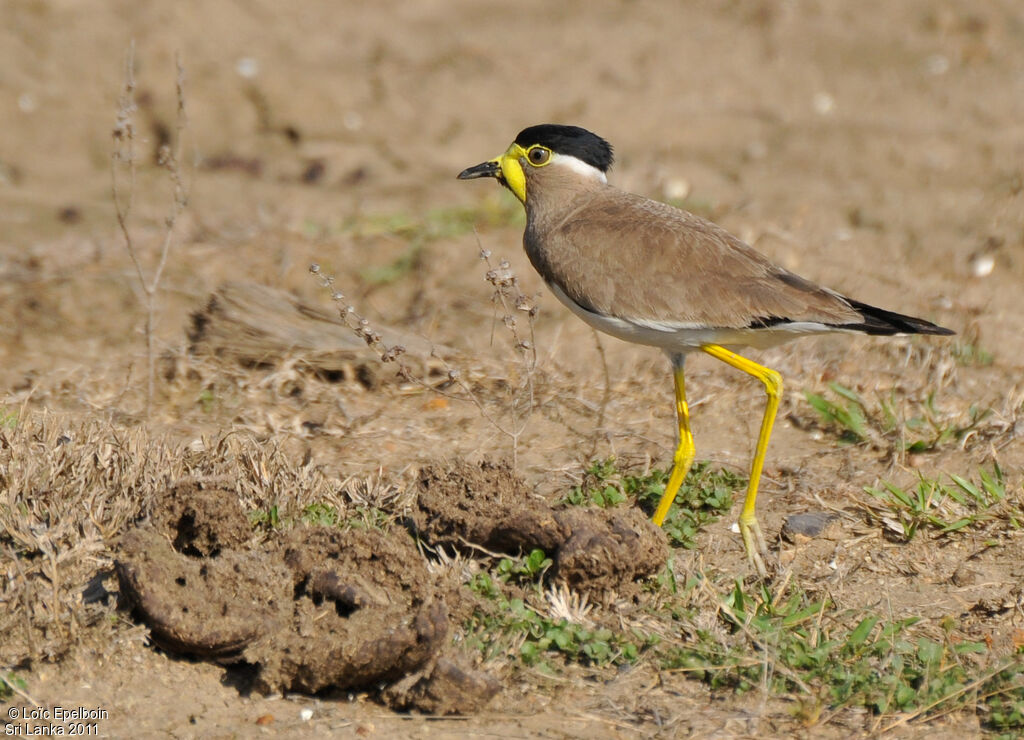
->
[458, 124, 953, 577]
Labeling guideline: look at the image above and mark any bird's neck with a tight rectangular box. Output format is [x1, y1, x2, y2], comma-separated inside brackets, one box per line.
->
[525, 178, 607, 230]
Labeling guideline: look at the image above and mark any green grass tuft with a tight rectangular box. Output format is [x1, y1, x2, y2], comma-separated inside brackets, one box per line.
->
[0, 407, 17, 430]
[804, 383, 992, 453]
[952, 340, 995, 367]
[565, 458, 741, 549]
[805, 382, 870, 443]
[495, 548, 553, 585]
[465, 572, 655, 668]
[659, 580, 1024, 730]
[864, 464, 1021, 541]
[349, 200, 524, 286]
[0, 672, 27, 701]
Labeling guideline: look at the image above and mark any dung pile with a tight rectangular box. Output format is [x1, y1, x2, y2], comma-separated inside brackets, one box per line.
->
[409, 459, 669, 594]
[116, 484, 499, 714]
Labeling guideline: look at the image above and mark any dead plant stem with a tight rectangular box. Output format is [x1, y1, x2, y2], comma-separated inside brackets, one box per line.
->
[111, 43, 190, 416]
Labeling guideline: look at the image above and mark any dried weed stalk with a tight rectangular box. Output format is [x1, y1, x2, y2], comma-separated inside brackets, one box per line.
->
[479, 247, 540, 462]
[111, 43, 190, 416]
[308, 264, 409, 366]
[309, 248, 542, 465]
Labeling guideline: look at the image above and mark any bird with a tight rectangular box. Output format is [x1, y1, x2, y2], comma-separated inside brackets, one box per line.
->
[457, 124, 954, 576]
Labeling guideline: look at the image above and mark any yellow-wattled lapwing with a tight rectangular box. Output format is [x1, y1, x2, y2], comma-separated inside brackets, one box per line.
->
[458, 124, 953, 576]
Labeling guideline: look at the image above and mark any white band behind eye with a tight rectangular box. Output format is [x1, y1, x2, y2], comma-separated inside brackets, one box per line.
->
[552, 153, 608, 183]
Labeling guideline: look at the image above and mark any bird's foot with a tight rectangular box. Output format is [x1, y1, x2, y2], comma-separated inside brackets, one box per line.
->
[739, 515, 773, 579]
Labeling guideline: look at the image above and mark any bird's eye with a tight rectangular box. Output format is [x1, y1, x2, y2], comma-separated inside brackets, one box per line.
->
[527, 146, 551, 166]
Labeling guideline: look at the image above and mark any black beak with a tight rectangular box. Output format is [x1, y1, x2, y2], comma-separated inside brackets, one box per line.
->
[457, 160, 501, 180]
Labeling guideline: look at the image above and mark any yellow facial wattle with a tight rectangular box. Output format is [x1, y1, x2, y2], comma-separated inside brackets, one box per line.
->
[498, 143, 527, 202]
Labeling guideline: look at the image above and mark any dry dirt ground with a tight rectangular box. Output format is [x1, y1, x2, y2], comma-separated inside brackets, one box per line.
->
[2, 0, 1023, 737]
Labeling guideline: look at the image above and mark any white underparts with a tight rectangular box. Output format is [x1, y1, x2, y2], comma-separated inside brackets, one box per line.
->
[546, 281, 850, 351]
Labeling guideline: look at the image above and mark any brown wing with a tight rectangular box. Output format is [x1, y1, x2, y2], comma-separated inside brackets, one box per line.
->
[528, 189, 864, 330]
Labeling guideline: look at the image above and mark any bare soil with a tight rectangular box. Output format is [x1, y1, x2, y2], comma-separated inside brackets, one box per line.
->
[1, 0, 1023, 737]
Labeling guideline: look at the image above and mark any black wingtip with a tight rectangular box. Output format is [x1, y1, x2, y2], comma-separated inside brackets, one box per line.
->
[841, 299, 955, 336]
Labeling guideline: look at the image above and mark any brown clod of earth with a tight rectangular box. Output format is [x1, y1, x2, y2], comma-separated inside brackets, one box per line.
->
[411, 459, 669, 592]
[247, 526, 449, 694]
[148, 482, 252, 557]
[551, 506, 669, 592]
[412, 459, 564, 553]
[115, 509, 493, 712]
[381, 656, 503, 715]
[115, 528, 291, 660]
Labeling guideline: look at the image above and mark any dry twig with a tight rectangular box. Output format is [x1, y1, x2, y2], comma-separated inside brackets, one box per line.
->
[111, 43, 190, 415]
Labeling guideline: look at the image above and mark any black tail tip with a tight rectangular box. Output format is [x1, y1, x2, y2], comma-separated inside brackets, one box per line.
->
[844, 299, 955, 337]
[894, 314, 955, 336]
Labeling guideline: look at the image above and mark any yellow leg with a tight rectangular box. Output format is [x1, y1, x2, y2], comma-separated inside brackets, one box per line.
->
[652, 355, 696, 526]
[701, 344, 782, 577]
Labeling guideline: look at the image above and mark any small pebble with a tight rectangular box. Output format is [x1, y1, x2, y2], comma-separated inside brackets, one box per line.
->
[662, 177, 691, 201]
[236, 57, 259, 79]
[343, 111, 364, 131]
[813, 92, 836, 116]
[968, 252, 995, 278]
[744, 141, 768, 160]
[924, 54, 950, 76]
[781, 512, 840, 542]
[18, 92, 37, 113]
[951, 563, 978, 587]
